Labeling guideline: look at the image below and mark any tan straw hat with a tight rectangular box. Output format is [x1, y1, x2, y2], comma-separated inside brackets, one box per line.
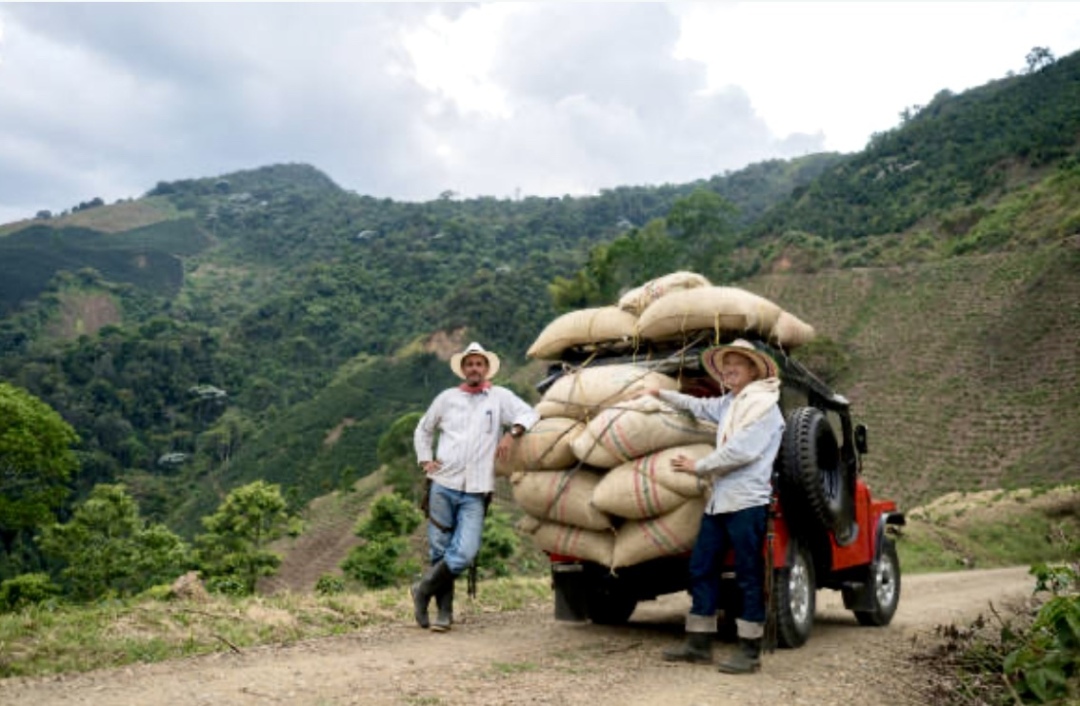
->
[701, 339, 779, 383]
[449, 341, 501, 380]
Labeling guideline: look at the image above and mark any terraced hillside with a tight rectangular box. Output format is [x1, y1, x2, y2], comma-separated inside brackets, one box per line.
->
[751, 240, 1080, 508]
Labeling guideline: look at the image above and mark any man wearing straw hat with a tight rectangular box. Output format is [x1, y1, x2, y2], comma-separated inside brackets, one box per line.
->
[641, 339, 784, 674]
[412, 342, 538, 632]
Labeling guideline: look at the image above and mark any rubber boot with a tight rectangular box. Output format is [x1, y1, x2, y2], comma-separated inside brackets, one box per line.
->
[431, 579, 454, 632]
[716, 638, 762, 674]
[662, 632, 713, 664]
[411, 561, 452, 629]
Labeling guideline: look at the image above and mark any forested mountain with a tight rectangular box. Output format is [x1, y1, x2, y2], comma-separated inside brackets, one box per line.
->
[752, 48, 1080, 244]
[1, 49, 1078, 559]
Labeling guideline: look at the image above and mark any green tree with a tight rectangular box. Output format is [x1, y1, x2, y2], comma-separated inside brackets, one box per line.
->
[377, 411, 424, 498]
[665, 188, 739, 277]
[1025, 46, 1056, 73]
[355, 492, 423, 540]
[476, 506, 520, 577]
[194, 480, 289, 594]
[38, 484, 188, 600]
[0, 383, 79, 574]
[549, 218, 681, 311]
[341, 493, 423, 589]
[0, 572, 60, 612]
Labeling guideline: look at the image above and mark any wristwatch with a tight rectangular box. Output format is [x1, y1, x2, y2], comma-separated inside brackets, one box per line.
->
[509, 426, 524, 439]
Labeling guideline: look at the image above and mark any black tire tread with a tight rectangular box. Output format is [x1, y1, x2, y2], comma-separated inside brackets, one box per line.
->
[586, 588, 638, 625]
[780, 407, 842, 533]
[774, 540, 816, 648]
[854, 539, 901, 627]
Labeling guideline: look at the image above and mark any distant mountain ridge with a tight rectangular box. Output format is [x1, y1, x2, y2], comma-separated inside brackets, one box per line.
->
[0, 50, 1078, 538]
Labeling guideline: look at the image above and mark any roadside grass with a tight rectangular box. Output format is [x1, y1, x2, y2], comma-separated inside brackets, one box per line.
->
[896, 485, 1080, 574]
[2, 485, 1075, 681]
[0, 576, 551, 680]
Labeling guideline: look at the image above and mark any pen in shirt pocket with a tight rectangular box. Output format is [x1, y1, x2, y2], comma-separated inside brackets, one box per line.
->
[486, 409, 492, 433]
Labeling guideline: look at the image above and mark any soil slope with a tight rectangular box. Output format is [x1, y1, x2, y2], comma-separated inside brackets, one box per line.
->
[0, 566, 1033, 706]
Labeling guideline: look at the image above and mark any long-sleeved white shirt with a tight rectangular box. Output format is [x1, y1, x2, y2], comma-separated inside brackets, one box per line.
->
[658, 389, 784, 514]
[414, 385, 539, 494]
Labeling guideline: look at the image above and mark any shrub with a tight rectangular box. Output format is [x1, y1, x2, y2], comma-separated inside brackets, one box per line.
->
[341, 537, 418, 589]
[315, 574, 346, 595]
[0, 573, 60, 612]
[916, 532, 1079, 705]
[477, 507, 520, 578]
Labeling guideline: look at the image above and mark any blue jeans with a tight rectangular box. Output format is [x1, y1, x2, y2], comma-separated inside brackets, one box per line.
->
[687, 505, 767, 624]
[426, 483, 487, 575]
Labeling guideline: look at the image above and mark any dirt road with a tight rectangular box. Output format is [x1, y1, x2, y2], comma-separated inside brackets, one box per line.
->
[0, 566, 1033, 706]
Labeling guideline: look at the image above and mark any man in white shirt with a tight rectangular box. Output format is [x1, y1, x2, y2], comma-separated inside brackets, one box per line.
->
[412, 342, 538, 632]
[645, 339, 784, 674]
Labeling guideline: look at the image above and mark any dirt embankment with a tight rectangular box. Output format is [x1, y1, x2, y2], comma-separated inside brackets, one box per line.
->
[0, 566, 1034, 706]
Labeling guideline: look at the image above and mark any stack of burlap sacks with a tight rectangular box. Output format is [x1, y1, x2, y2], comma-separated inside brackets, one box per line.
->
[503, 272, 815, 571]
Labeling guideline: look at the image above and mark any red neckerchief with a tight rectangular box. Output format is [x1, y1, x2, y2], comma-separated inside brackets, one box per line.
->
[459, 381, 492, 394]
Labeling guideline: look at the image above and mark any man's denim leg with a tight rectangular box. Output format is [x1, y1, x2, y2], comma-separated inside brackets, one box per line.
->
[426, 483, 454, 566]
[687, 513, 727, 617]
[443, 492, 485, 574]
[729, 505, 767, 624]
[426, 484, 486, 575]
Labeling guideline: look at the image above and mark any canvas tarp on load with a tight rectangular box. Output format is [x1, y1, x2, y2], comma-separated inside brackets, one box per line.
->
[511, 468, 613, 531]
[527, 306, 638, 360]
[635, 286, 783, 342]
[592, 463, 691, 520]
[621, 444, 713, 498]
[768, 310, 816, 349]
[570, 395, 716, 467]
[535, 364, 678, 421]
[618, 271, 711, 316]
[611, 497, 705, 569]
[494, 416, 584, 476]
[522, 518, 615, 567]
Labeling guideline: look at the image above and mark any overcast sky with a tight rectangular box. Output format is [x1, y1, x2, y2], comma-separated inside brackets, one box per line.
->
[2, 2, 1079, 224]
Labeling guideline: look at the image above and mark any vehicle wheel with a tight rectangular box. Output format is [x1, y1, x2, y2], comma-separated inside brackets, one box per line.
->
[774, 540, 816, 648]
[780, 407, 845, 533]
[855, 539, 901, 626]
[586, 585, 638, 625]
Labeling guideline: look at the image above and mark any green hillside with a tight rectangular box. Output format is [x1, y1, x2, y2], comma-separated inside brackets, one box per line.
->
[1, 51, 1079, 558]
[752, 244, 1080, 509]
[754, 51, 1080, 241]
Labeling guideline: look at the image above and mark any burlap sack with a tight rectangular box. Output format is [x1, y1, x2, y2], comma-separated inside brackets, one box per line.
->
[611, 498, 705, 569]
[769, 310, 816, 349]
[535, 365, 679, 421]
[572, 395, 716, 465]
[591, 463, 691, 519]
[569, 428, 623, 469]
[636, 286, 783, 342]
[511, 469, 613, 531]
[527, 306, 639, 360]
[527, 519, 615, 566]
[495, 417, 584, 476]
[628, 444, 714, 498]
[618, 271, 711, 316]
[516, 514, 543, 534]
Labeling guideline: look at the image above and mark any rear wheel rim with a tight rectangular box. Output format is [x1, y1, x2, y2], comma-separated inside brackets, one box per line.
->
[875, 555, 897, 609]
[789, 555, 812, 626]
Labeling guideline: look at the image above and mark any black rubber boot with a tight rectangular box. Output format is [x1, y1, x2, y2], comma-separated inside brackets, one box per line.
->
[716, 638, 762, 674]
[411, 561, 452, 629]
[431, 579, 454, 632]
[662, 632, 713, 664]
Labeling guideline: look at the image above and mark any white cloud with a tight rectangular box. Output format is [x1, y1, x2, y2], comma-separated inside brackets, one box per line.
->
[0, 3, 1078, 221]
[674, 1, 1080, 152]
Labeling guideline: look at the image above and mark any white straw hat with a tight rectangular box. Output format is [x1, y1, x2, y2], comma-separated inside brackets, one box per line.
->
[701, 339, 779, 383]
[449, 341, 501, 380]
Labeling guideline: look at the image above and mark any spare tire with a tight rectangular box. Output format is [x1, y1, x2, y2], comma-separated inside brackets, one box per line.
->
[779, 407, 845, 534]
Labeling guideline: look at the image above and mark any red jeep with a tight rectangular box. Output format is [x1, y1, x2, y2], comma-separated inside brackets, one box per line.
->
[540, 338, 905, 647]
